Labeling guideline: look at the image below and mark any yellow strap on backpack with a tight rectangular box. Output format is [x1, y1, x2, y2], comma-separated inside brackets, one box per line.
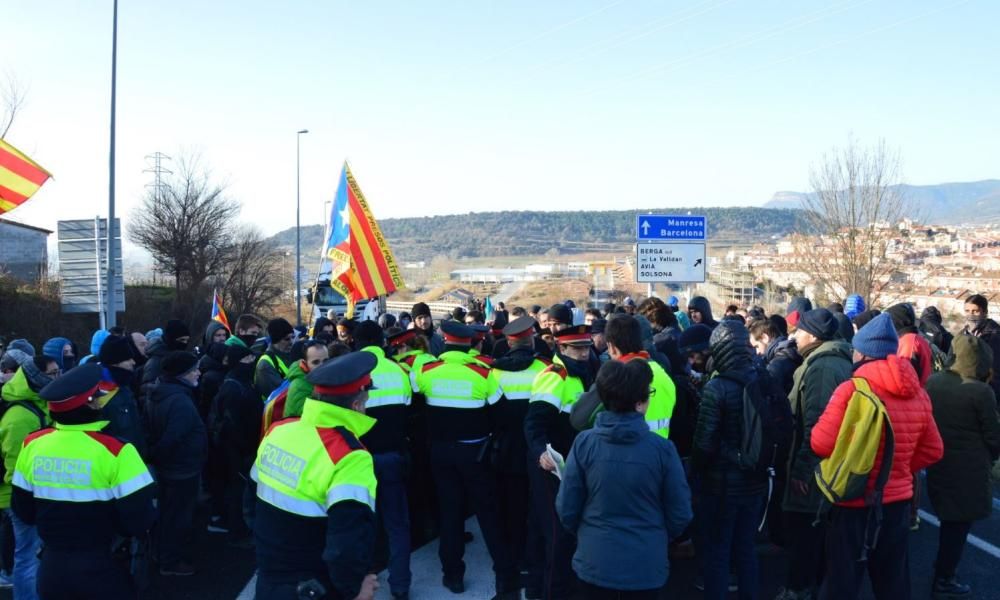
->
[814, 377, 895, 505]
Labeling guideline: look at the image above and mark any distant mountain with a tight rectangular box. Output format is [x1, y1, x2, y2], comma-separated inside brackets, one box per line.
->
[763, 180, 1000, 224]
[268, 207, 806, 262]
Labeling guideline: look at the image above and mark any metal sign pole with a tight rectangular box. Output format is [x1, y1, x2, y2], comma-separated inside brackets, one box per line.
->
[94, 217, 106, 330]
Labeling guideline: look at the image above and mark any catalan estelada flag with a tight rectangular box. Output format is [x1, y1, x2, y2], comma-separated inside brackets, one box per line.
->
[211, 289, 231, 332]
[0, 138, 52, 215]
[323, 163, 405, 314]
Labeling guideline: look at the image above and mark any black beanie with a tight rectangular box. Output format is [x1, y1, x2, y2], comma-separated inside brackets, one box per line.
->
[797, 309, 839, 341]
[161, 351, 199, 377]
[548, 304, 574, 326]
[267, 318, 294, 342]
[225, 344, 253, 367]
[164, 319, 191, 348]
[411, 302, 431, 319]
[99, 335, 134, 366]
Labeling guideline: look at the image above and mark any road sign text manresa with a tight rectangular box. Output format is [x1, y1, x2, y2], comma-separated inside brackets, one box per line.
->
[636, 214, 706, 241]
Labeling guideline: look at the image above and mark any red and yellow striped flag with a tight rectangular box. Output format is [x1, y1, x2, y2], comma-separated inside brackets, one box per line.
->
[323, 163, 405, 314]
[0, 138, 52, 215]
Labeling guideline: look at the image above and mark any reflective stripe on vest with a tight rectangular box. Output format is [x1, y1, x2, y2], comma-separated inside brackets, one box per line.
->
[425, 396, 486, 409]
[326, 483, 374, 511]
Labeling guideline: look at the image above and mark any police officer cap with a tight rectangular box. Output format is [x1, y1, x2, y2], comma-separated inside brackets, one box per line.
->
[307, 351, 377, 396]
[553, 325, 593, 346]
[503, 316, 536, 339]
[39, 363, 105, 413]
[440, 320, 474, 345]
[469, 324, 489, 341]
[386, 328, 417, 347]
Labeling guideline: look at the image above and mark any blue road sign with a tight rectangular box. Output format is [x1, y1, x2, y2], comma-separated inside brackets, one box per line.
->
[636, 214, 707, 241]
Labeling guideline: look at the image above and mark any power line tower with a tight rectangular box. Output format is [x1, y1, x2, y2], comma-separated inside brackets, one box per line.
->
[143, 152, 172, 283]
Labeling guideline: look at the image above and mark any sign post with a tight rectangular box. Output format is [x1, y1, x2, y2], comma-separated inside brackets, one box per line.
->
[57, 218, 125, 316]
[635, 214, 707, 287]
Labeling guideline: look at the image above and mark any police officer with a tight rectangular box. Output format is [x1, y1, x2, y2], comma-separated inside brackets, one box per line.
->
[354, 321, 412, 600]
[387, 328, 434, 375]
[413, 321, 519, 599]
[525, 325, 599, 600]
[11, 364, 156, 599]
[491, 317, 552, 596]
[252, 352, 380, 600]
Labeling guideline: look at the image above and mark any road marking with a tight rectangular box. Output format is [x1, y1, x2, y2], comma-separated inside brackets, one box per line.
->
[918, 509, 1000, 561]
[236, 572, 255, 600]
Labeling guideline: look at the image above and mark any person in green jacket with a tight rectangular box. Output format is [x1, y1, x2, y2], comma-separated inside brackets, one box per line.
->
[0, 353, 57, 599]
[282, 340, 329, 418]
[777, 309, 853, 600]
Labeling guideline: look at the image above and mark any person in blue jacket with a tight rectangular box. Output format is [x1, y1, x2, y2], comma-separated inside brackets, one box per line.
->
[556, 359, 692, 600]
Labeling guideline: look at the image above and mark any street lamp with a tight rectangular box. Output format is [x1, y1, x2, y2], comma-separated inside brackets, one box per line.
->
[296, 129, 309, 327]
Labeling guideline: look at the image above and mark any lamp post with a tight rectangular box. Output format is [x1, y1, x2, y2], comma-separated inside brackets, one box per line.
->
[296, 129, 309, 326]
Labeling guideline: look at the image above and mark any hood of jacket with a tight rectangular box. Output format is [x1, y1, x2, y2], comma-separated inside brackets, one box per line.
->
[198, 349, 226, 375]
[42, 337, 75, 371]
[708, 320, 753, 375]
[807, 339, 853, 365]
[90, 330, 111, 357]
[950, 334, 993, 382]
[203, 321, 229, 348]
[150, 378, 196, 403]
[593, 410, 648, 444]
[854, 353, 922, 401]
[145, 337, 169, 359]
[688, 296, 717, 327]
[1, 368, 46, 407]
[492, 346, 537, 372]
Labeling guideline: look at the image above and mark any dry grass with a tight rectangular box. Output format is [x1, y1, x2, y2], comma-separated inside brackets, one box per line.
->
[506, 279, 592, 310]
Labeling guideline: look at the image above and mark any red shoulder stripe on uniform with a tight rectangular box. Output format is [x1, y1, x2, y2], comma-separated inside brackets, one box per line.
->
[464, 363, 491, 379]
[266, 417, 301, 437]
[543, 365, 568, 379]
[421, 361, 445, 374]
[317, 427, 366, 464]
[401, 355, 416, 367]
[22, 428, 56, 447]
[536, 357, 552, 366]
[85, 431, 125, 456]
[476, 356, 495, 366]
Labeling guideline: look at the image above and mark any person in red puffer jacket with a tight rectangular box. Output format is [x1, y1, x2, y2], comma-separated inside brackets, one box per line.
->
[885, 303, 933, 386]
[811, 313, 943, 600]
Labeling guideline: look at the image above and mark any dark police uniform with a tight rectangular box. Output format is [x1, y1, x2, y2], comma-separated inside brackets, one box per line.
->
[11, 364, 156, 599]
[412, 321, 518, 599]
[252, 352, 379, 600]
[524, 325, 596, 600]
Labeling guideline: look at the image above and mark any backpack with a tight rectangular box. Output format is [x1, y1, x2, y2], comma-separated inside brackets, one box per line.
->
[0, 401, 47, 482]
[814, 377, 895, 505]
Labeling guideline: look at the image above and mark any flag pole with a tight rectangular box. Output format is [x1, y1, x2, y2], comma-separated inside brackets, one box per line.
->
[105, 0, 119, 328]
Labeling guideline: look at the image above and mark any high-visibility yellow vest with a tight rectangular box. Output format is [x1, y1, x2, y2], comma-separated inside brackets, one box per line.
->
[360, 347, 411, 409]
[413, 351, 502, 410]
[13, 421, 153, 504]
[619, 352, 677, 438]
[529, 355, 585, 414]
[252, 400, 377, 518]
[495, 358, 550, 401]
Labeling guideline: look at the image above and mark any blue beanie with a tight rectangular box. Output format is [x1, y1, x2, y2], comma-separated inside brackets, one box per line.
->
[90, 330, 111, 356]
[845, 294, 866, 319]
[667, 295, 679, 307]
[678, 324, 712, 354]
[8, 339, 35, 357]
[852, 313, 898, 359]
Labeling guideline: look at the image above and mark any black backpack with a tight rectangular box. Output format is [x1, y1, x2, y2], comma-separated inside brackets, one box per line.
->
[0, 401, 48, 481]
[720, 369, 787, 477]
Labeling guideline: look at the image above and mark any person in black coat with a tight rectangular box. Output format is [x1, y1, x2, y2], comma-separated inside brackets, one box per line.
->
[146, 351, 206, 576]
[98, 335, 148, 458]
[691, 320, 770, 600]
[209, 344, 261, 538]
[197, 343, 228, 421]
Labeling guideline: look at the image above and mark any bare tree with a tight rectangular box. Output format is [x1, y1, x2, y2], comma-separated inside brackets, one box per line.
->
[793, 138, 909, 307]
[219, 226, 284, 318]
[0, 74, 26, 139]
[128, 154, 239, 300]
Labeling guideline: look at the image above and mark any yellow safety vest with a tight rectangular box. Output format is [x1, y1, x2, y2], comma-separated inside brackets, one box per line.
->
[619, 352, 677, 438]
[530, 356, 585, 414]
[413, 351, 502, 410]
[495, 358, 550, 401]
[360, 347, 411, 409]
[13, 421, 153, 504]
[252, 400, 377, 519]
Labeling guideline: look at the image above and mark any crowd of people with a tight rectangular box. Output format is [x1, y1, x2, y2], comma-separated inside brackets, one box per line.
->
[0, 291, 998, 600]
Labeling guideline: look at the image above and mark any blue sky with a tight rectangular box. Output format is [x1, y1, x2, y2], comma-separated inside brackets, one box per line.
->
[3, 0, 997, 240]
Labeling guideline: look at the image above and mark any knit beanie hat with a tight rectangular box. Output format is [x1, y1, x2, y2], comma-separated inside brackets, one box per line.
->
[164, 319, 191, 349]
[787, 296, 813, 316]
[852, 309, 881, 331]
[411, 302, 431, 319]
[678, 324, 712, 354]
[161, 351, 200, 377]
[548, 304, 574, 327]
[9, 339, 35, 357]
[225, 344, 253, 367]
[844, 294, 866, 319]
[99, 335, 134, 366]
[267, 318, 294, 342]
[852, 313, 898, 359]
[797, 309, 839, 341]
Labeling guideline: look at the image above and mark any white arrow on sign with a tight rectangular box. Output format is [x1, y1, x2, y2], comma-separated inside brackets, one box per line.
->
[641, 220, 651, 235]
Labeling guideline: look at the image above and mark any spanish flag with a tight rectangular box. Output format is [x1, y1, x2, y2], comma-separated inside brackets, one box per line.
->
[0, 138, 52, 215]
[211, 289, 231, 332]
[323, 163, 405, 315]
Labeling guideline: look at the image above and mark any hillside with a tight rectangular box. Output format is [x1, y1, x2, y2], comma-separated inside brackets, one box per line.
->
[763, 179, 1000, 224]
[269, 207, 804, 261]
